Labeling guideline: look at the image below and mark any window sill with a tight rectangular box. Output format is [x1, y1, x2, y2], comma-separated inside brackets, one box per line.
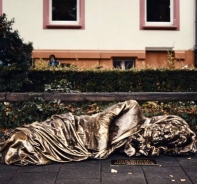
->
[142, 25, 178, 30]
[46, 24, 82, 29]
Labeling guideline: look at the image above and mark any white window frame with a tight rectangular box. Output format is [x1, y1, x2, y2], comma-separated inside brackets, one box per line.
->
[145, 0, 174, 27]
[49, 0, 80, 26]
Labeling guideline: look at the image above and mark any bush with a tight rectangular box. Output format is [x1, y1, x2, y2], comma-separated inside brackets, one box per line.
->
[0, 100, 196, 135]
[24, 69, 197, 92]
[0, 13, 33, 69]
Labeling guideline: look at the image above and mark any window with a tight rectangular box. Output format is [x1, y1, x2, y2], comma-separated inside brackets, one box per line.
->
[113, 58, 135, 70]
[146, 0, 172, 24]
[140, 0, 179, 30]
[43, 0, 85, 29]
[50, 0, 79, 25]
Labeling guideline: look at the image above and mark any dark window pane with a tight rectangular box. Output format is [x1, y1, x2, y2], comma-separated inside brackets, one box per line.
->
[113, 58, 135, 70]
[125, 60, 134, 69]
[113, 60, 122, 69]
[52, 0, 77, 21]
[147, 0, 170, 22]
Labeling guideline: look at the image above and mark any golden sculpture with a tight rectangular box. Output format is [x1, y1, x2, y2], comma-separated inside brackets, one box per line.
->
[0, 100, 196, 165]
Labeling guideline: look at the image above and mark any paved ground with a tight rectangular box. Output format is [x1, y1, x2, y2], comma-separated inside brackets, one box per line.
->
[0, 130, 196, 184]
[0, 150, 196, 184]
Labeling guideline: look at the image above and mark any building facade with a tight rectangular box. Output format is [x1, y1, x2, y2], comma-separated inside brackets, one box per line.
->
[0, 0, 196, 69]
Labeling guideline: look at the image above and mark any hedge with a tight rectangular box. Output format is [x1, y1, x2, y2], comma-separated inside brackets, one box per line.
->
[0, 69, 197, 92]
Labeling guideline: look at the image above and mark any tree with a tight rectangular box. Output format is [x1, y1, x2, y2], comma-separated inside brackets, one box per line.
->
[0, 13, 33, 69]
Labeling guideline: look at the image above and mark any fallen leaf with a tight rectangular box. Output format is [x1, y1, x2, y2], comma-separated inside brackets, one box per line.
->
[180, 179, 186, 182]
[128, 172, 132, 175]
[111, 169, 117, 173]
[171, 179, 175, 182]
[187, 157, 191, 160]
[170, 175, 173, 178]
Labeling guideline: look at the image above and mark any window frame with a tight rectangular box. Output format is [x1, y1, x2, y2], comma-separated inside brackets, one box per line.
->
[140, 0, 180, 30]
[43, 0, 85, 29]
[0, 0, 2, 15]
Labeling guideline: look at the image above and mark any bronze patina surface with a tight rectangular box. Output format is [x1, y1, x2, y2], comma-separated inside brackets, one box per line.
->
[0, 100, 196, 165]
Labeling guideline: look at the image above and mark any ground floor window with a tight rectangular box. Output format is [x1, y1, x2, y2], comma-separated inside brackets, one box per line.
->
[113, 58, 135, 70]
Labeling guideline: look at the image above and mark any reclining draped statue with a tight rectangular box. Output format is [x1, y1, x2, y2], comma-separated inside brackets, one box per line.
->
[0, 100, 196, 165]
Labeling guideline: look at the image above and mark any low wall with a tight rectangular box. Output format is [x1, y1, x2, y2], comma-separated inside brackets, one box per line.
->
[0, 92, 197, 102]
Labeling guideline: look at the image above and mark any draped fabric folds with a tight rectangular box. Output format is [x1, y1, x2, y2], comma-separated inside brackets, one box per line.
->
[0, 100, 196, 165]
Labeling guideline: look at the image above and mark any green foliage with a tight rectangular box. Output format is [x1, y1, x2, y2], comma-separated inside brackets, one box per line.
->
[44, 79, 75, 92]
[0, 13, 33, 69]
[0, 100, 196, 135]
[0, 98, 112, 129]
[23, 69, 197, 92]
[0, 68, 197, 92]
[0, 98, 69, 128]
[1, 69, 197, 92]
[0, 69, 32, 92]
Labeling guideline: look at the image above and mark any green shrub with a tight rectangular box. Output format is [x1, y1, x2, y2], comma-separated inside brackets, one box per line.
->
[25, 69, 197, 92]
[0, 13, 33, 69]
[0, 100, 196, 135]
[1, 69, 197, 92]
